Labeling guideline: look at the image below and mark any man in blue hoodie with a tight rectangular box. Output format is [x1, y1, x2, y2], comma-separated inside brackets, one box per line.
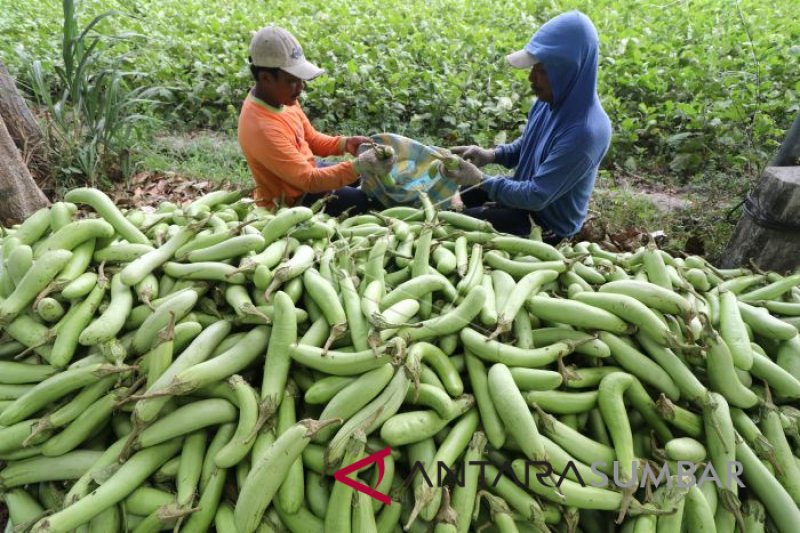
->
[442, 11, 612, 243]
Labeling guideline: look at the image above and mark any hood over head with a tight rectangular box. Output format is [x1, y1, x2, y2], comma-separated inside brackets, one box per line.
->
[518, 11, 600, 112]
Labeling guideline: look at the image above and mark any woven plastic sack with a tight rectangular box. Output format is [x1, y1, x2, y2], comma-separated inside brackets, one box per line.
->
[358, 133, 459, 208]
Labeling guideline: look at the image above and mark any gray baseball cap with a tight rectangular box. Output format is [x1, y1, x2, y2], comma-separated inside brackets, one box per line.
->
[249, 26, 324, 80]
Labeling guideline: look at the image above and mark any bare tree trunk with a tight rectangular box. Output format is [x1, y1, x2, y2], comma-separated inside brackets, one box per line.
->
[0, 60, 48, 180]
[0, 116, 50, 226]
[0, 60, 50, 226]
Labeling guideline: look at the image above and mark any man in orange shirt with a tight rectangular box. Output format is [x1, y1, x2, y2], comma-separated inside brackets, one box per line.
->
[238, 25, 394, 215]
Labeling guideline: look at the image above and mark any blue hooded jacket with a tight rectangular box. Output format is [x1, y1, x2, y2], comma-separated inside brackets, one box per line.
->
[481, 11, 612, 237]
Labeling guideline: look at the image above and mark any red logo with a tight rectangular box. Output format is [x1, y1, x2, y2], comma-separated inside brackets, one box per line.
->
[333, 446, 392, 505]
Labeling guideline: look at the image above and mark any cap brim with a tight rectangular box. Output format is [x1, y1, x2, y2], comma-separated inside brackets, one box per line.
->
[506, 49, 538, 69]
[283, 60, 325, 81]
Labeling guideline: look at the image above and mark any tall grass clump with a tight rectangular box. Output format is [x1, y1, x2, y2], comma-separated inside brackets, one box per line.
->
[24, 0, 161, 192]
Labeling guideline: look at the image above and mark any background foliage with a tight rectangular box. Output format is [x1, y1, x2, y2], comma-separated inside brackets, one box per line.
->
[2, 0, 798, 185]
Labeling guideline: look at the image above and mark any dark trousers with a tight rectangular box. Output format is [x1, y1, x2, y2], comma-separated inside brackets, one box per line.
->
[460, 186, 562, 244]
[300, 181, 384, 217]
[300, 163, 384, 217]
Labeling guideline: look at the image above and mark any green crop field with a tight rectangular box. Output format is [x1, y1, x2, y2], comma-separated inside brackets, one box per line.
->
[1, 0, 798, 254]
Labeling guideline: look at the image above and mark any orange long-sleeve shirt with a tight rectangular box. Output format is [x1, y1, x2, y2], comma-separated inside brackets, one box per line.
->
[238, 91, 358, 207]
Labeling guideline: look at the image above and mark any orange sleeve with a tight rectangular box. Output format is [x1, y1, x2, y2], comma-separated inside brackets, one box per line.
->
[251, 121, 358, 194]
[297, 107, 345, 157]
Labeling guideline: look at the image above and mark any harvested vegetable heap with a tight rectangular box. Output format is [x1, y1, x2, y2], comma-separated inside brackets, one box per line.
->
[1, 187, 799, 532]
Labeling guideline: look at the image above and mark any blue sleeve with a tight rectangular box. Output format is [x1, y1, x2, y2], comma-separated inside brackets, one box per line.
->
[494, 104, 540, 169]
[482, 146, 594, 211]
[494, 136, 524, 169]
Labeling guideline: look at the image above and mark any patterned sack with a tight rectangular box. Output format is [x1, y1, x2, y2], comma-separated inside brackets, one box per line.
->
[358, 133, 459, 208]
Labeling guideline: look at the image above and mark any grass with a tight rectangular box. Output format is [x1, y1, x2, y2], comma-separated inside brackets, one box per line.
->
[590, 171, 739, 261]
[135, 129, 252, 186]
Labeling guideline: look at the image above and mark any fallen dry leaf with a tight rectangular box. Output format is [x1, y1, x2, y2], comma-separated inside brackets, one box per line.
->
[108, 171, 241, 210]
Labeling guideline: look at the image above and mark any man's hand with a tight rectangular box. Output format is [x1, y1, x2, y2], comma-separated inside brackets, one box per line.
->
[440, 157, 484, 186]
[355, 146, 395, 180]
[450, 145, 495, 167]
[450, 190, 465, 211]
[344, 136, 373, 156]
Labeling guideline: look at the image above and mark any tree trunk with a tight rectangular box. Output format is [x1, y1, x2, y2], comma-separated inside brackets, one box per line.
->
[0, 116, 50, 226]
[0, 61, 50, 226]
[720, 114, 800, 273]
[719, 166, 800, 273]
[0, 60, 48, 179]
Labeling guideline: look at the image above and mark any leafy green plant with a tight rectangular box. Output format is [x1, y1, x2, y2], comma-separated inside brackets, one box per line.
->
[2, 0, 797, 185]
[23, 0, 160, 192]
